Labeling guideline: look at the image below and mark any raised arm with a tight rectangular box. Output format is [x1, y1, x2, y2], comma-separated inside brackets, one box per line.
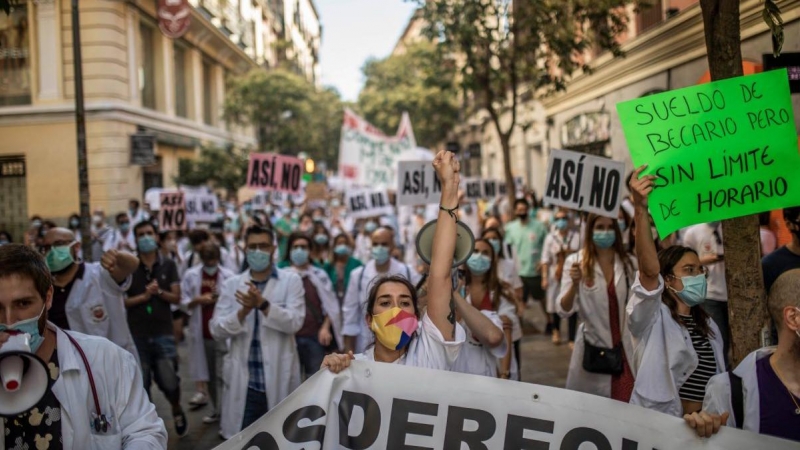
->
[427, 150, 460, 339]
[630, 165, 660, 291]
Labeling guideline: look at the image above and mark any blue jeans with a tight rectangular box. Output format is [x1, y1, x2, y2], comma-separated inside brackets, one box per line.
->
[241, 388, 269, 430]
[296, 335, 325, 380]
[134, 335, 181, 404]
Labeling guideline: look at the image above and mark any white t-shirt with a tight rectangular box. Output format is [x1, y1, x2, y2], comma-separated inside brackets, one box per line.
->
[451, 310, 507, 377]
[354, 314, 465, 371]
[682, 223, 727, 301]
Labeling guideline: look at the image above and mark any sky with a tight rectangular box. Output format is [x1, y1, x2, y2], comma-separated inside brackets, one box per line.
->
[315, 0, 418, 102]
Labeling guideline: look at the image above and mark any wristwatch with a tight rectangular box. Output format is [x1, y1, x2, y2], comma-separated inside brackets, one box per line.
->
[258, 299, 271, 311]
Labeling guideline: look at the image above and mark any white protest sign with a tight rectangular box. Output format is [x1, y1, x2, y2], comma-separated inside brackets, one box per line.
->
[338, 108, 417, 188]
[544, 149, 625, 218]
[184, 192, 218, 223]
[397, 161, 442, 206]
[461, 177, 484, 201]
[213, 361, 794, 450]
[159, 192, 186, 231]
[345, 189, 394, 220]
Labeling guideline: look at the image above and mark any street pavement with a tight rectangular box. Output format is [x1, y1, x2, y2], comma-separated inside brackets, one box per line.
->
[152, 305, 573, 449]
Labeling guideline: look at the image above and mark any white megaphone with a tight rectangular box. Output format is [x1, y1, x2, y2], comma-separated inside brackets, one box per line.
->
[0, 333, 49, 416]
[415, 220, 475, 268]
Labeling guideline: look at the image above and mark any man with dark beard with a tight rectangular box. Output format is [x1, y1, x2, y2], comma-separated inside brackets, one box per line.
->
[42, 227, 139, 359]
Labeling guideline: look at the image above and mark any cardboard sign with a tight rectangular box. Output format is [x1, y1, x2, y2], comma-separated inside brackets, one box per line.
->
[397, 161, 442, 206]
[185, 192, 218, 223]
[544, 149, 625, 218]
[215, 361, 795, 450]
[617, 69, 800, 237]
[247, 153, 304, 194]
[306, 182, 328, 201]
[159, 192, 186, 231]
[345, 189, 394, 219]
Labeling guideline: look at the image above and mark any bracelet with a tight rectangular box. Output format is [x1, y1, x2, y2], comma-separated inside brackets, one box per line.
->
[439, 204, 459, 221]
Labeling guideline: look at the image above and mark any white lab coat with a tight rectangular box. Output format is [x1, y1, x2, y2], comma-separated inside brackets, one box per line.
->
[626, 274, 725, 417]
[209, 268, 306, 440]
[342, 259, 421, 354]
[283, 265, 344, 349]
[103, 229, 136, 253]
[703, 347, 774, 431]
[180, 265, 235, 381]
[556, 251, 637, 398]
[354, 233, 372, 262]
[541, 230, 580, 313]
[0, 327, 167, 450]
[64, 262, 138, 362]
[452, 309, 507, 377]
[180, 248, 236, 277]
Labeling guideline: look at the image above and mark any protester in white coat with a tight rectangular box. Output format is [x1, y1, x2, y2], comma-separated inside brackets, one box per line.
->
[626, 166, 725, 418]
[180, 242, 234, 424]
[686, 269, 800, 441]
[103, 212, 137, 252]
[0, 244, 167, 449]
[557, 213, 636, 402]
[42, 227, 139, 360]
[322, 150, 465, 373]
[342, 226, 421, 354]
[540, 210, 581, 346]
[210, 225, 305, 439]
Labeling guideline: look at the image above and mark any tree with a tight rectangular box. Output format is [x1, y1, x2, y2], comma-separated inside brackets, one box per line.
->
[413, 0, 639, 209]
[174, 146, 249, 196]
[224, 69, 343, 166]
[699, 0, 784, 365]
[357, 42, 460, 148]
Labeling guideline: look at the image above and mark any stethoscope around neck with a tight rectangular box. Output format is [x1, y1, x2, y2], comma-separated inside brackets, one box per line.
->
[62, 330, 110, 433]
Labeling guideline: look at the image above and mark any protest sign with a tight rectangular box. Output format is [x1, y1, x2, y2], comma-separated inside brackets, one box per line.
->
[397, 161, 442, 206]
[461, 178, 484, 201]
[345, 189, 393, 219]
[544, 149, 625, 219]
[159, 192, 186, 231]
[246, 153, 304, 194]
[306, 182, 328, 201]
[184, 192, 218, 223]
[338, 108, 417, 188]
[617, 69, 800, 237]
[213, 361, 794, 450]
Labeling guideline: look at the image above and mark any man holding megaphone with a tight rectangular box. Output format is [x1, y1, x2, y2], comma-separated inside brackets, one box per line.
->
[0, 244, 167, 449]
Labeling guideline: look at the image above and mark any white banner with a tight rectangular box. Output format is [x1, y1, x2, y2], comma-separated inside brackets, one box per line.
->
[338, 109, 417, 188]
[397, 161, 442, 206]
[213, 361, 793, 450]
[544, 149, 625, 218]
[344, 189, 394, 220]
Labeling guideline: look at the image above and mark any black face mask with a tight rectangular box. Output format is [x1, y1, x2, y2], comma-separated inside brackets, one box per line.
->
[516, 213, 528, 221]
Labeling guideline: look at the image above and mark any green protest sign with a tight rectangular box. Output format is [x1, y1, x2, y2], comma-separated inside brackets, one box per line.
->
[617, 69, 800, 238]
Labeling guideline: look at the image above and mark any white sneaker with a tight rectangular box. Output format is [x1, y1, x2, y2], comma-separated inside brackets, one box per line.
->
[202, 414, 220, 424]
[189, 392, 208, 407]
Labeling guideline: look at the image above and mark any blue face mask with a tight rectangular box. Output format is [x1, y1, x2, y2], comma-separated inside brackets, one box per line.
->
[618, 219, 628, 232]
[46, 244, 75, 273]
[333, 244, 352, 256]
[247, 250, 272, 272]
[203, 265, 219, 276]
[371, 245, 390, 264]
[592, 230, 616, 249]
[554, 218, 569, 230]
[119, 223, 131, 233]
[487, 239, 501, 255]
[314, 234, 329, 245]
[364, 221, 378, 234]
[137, 235, 158, 253]
[669, 274, 707, 307]
[466, 253, 492, 275]
[0, 306, 46, 352]
[69, 218, 80, 228]
[290, 247, 310, 266]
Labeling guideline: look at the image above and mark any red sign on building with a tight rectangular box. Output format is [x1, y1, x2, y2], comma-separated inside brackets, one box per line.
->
[158, 0, 192, 39]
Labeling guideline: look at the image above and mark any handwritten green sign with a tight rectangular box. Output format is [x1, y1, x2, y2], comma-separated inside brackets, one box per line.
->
[617, 69, 800, 237]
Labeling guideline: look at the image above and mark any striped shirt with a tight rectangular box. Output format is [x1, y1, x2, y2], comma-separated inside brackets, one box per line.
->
[678, 314, 718, 402]
[247, 279, 271, 393]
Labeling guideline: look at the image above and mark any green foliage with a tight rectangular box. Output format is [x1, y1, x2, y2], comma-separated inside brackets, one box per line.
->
[356, 42, 460, 148]
[175, 146, 249, 194]
[223, 69, 343, 166]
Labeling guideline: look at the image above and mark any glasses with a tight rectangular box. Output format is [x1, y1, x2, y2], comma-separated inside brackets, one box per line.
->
[39, 240, 75, 254]
[672, 265, 709, 278]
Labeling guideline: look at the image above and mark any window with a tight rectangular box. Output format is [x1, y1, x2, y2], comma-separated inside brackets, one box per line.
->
[139, 24, 156, 109]
[0, 1, 31, 106]
[202, 60, 213, 125]
[637, 0, 664, 33]
[174, 44, 187, 118]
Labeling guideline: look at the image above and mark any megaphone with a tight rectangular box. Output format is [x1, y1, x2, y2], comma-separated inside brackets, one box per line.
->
[0, 333, 49, 416]
[416, 220, 475, 268]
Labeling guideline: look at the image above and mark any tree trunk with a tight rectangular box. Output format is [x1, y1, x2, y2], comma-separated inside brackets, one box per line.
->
[699, 0, 766, 366]
[500, 132, 517, 216]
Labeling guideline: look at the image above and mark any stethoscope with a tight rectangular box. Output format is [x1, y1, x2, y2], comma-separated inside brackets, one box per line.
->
[62, 329, 110, 433]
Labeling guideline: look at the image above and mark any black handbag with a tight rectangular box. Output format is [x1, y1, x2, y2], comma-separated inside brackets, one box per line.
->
[582, 339, 623, 375]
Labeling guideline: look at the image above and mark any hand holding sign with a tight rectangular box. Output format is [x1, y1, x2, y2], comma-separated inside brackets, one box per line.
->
[628, 165, 656, 208]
